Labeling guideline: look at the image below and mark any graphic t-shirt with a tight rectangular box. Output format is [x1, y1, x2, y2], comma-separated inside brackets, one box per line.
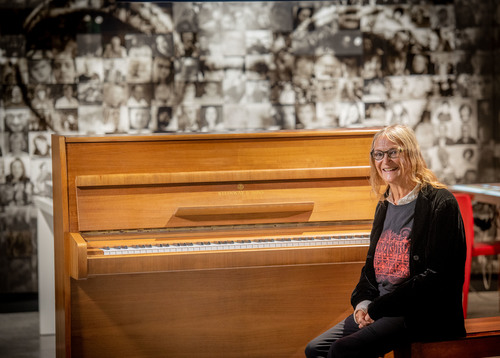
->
[374, 200, 416, 296]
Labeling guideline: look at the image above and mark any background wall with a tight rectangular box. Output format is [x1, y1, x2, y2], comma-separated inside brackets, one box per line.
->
[0, 0, 499, 304]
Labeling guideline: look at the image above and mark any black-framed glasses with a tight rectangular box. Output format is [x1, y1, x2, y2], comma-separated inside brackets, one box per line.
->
[370, 148, 402, 161]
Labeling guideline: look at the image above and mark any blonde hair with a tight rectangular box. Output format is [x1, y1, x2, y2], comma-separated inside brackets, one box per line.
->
[369, 124, 445, 200]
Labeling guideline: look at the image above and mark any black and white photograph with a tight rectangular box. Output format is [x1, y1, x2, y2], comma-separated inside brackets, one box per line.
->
[56, 108, 78, 132]
[102, 106, 128, 133]
[54, 84, 79, 109]
[102, 34, 127, 58]
[77, 105, 104, 134]
[196, 81, 223, 104]
[77, 81, 103, 105]
[153, 34, 174, 57]
[128, 106, 152, 132]
[127, 57, 153, 84]
[175, 104, 199, 132]
[52, 57, 77, 84]
[28, 132, 51, 157]
[200, 105, 224, 132]
[3, 85, 26, 108]
[77, 34, 103, 57]
[155, 106, 174, 132]
[179, 31, 199, 57]
[125, 33, 153, 58]
[103, 58, 128, 83]
[127, 83, 152, 107]
[6, 131, 28, 156]
[76, 57, 104, 82]
[4, 108, 30, 133]
[103, 82, 128, 108]
[28, 59, 53, 84]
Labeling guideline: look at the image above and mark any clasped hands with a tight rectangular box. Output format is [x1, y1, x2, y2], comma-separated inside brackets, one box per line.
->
[355, 309, 374, 329]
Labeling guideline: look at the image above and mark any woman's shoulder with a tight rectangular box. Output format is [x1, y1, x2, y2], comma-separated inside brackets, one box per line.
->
[420, 185, 455, 203]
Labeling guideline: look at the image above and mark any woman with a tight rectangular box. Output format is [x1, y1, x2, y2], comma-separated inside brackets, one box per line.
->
[6, 157, 29, 184]
[305, 124, 466, 358]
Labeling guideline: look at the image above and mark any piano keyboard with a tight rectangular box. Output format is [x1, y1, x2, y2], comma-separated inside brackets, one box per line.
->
[100, 233, 370, 256]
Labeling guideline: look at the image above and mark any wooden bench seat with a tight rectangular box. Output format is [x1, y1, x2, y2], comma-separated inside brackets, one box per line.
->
[393, 316, 500, 358]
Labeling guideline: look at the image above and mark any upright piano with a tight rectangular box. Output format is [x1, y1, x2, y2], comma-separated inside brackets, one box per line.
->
[51, 129, 379, 358]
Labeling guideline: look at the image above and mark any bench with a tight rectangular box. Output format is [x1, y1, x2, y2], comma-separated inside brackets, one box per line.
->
[393, 316, 500, 358]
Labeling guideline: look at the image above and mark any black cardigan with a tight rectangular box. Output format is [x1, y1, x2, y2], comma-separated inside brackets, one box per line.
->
[351, 185, 466, 341]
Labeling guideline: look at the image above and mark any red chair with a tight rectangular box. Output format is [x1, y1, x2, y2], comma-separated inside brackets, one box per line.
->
[454, 193, 474, 318]
[454, 193, 500, 318]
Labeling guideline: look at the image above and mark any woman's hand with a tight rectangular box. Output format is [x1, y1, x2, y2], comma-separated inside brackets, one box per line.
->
[355, 310, 375, 329]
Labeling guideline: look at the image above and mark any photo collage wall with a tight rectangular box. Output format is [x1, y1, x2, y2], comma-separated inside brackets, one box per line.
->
[0, 0, 499, 294]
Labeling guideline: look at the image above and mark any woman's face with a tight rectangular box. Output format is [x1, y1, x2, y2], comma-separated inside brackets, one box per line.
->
[11, 86, 22, 102]
[205, 107, 218, 125]
[53, 58, 75, 83]
[11, 160, 24, 179]
[130, 109, 149, 129]
[10, 133, 25, 153]
[156, 59, 172, 81]
[297, 8, 312, 23]
[412, 55, 427, 74]
[373, 136, 408, 188]
[35, 137, 49, 154]
[298, 104, 315, 124]
[37, 89, 47, 100]
[459, 106, 472, 121]
[156, 36, 169, 53]
[30, 59, 52, 83]
[388, 55, 406, 75]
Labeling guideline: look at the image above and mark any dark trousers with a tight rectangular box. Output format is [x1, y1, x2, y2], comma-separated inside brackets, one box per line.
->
[305, 314, 410, 358]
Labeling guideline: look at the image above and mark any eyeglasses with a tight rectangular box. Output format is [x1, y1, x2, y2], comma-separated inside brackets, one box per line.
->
[370, 148, 402, 161]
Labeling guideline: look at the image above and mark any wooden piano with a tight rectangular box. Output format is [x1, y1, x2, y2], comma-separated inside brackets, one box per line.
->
[51, 129, 379, 358]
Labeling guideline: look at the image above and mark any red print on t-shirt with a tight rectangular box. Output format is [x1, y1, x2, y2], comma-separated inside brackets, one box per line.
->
[374, 227, 411, 285]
